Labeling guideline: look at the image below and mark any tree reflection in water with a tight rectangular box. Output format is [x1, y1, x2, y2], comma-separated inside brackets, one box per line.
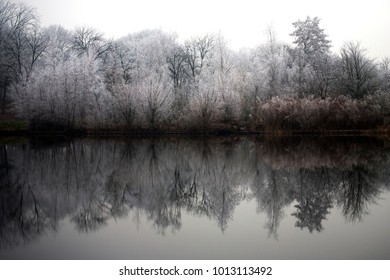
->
[0, 136, 389, 249]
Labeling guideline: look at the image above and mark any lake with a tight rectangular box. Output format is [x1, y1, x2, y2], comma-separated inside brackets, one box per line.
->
[0, 136, 390, 259]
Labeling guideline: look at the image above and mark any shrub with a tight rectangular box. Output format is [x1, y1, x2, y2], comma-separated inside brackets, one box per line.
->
[260, 96, 382, 131]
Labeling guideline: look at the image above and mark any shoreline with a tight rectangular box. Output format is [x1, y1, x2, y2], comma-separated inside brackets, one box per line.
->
[0, 128, 389, 137]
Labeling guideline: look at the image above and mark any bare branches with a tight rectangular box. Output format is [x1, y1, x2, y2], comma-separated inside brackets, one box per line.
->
[166, 46, 188, 89]
[0, 0, 14, 32]
[72, 27, 103, 54]
[339, 41, 379, 98]
[72, 26, 113, 61]
[183, 34, 215, 79]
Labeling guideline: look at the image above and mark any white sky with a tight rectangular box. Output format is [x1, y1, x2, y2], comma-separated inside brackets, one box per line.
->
[11, 0, 390, 58]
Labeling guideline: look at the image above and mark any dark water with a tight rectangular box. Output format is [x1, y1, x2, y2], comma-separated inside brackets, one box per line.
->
[1, 136, 390, 259]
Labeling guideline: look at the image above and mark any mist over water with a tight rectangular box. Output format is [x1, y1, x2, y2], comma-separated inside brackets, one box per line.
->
[1, 136, 390, 259]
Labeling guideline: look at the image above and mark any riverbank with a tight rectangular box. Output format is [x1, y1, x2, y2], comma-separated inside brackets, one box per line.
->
[2, 113, 390, 137]
[1, 122, 390, 137]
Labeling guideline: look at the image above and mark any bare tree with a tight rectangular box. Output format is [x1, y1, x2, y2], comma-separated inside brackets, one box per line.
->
[166, 45, 188, 90]
[254, 26, 290, 99]
[0, 1, 47, 112]
[25, 26, 48, 78]
[104, 41, 137, 95]
[112, 42, 136, 84]
[184, 39, 198, 79]
[2, 3, 39, 80]
[0, 0, 13, 28]
[183, 34, 214, 80]
[166, 45, 190, 115]
[338, 41, 379, 98]
[72, 26, 113, 61]
[72, 27, 102, 54]
[196, 34, 214, 69]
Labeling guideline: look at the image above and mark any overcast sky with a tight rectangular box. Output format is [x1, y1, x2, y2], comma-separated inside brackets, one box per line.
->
[11, 0, 390, 58]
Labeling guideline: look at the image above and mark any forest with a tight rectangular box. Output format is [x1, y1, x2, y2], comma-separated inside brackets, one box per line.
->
[1, 0, 390, 133]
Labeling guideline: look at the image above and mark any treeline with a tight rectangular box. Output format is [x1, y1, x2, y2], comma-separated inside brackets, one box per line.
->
[1, 0, 390, 132]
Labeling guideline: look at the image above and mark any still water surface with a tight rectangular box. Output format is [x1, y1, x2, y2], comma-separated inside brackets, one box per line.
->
[0, 136, 390, 259]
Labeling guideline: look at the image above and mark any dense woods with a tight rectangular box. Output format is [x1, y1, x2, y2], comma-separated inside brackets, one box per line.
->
[1, 0, 390, 132]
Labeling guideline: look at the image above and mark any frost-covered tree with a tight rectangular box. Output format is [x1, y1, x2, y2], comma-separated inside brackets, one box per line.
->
[166, 45, 188, 90]
[231, 49, 259, 126]
[101, 41, 141, 128]
[254, 27, 290, 99]
[1, 2, 45, 82]
[166, 44, 190, 116]
[118, 30, 177, 130]
[0, 0, 47, 111]
[290, 16, 333, 97]
[71, 26, 113, 64]
[184, 34, 240, 131]
[0, 0, 14, 111]
[189, 75, 219, 131]
[338, 41, 379, 98]
[212, 35, 239, 125]
[40, 25, 73, 70]
[12, 53, 109, 130]
[183, 34, 214, 81]
[106, 77, 139, 128]
[166, 34, 215, 125]
[291, 17, 331, 58]
[139, 70, 173, 130]
[109, 42, 136, 85]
